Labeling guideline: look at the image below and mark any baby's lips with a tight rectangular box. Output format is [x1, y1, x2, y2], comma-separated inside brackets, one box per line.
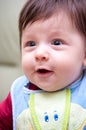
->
[37, 69, 52, 73]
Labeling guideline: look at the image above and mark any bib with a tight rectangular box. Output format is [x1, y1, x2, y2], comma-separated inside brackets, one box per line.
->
[16, 89, 86, 130]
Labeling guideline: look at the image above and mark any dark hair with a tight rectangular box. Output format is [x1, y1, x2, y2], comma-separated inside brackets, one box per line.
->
[19, 0, 86, 44]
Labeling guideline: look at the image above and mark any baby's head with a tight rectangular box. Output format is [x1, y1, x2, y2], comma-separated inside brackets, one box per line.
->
[19, 0, 86, 91]
[19, 0, 86, 43]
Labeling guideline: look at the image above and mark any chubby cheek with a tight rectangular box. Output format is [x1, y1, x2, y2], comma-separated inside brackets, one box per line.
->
[56, 57, 82, 82]
[22, 56, 33, 77]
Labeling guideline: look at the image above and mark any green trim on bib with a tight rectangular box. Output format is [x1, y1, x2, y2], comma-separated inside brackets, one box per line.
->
[29, 93, 41, 130]
[62, 89, 70, 130]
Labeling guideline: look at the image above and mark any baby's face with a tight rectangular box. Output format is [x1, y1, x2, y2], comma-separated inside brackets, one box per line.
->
[21, 11, 86, 91]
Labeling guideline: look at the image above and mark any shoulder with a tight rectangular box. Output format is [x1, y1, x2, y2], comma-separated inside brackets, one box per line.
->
[71, 70, 86, 108]
[0, 93, 13, 129]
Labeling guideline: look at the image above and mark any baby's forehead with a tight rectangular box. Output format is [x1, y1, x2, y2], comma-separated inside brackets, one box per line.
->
[23, 11, 73, 31]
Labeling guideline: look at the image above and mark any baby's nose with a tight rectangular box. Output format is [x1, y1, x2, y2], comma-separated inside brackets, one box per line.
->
[35, 47, 49, 62]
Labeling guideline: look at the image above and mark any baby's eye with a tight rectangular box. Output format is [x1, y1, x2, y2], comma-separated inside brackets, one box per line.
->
[52, 39, 63, 46]
[26, 41, 36, 47]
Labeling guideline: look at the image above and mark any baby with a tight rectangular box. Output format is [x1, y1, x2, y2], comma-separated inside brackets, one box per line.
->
[0, 0, 86, 130]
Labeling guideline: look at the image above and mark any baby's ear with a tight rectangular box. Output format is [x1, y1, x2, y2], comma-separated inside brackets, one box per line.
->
[83, 53, 86, 67]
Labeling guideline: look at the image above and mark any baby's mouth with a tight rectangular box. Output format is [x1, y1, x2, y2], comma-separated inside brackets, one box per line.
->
[37, 69, 51, 74]
[36, 69, 53, 77]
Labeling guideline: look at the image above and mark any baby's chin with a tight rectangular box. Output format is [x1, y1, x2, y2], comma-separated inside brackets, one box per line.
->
[38, 86, 64, 92]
